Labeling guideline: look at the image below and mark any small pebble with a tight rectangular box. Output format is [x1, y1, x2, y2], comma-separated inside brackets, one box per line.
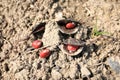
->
[81, 66, 91, 78]
[51, 69, 62, 80]
[107, 57, 120, 74]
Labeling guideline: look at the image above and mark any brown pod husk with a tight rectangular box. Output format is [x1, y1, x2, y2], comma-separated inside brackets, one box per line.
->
[63, 37, 86, 46]
[59, 38, 85, 56]
[57, 19, 80, 34]
[32, 22, 46, 34]
[59, 44, 84, 56]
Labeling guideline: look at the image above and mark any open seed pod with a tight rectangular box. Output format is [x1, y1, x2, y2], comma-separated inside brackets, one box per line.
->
[63, 37, 86, 46]
[32, 22, 46, 38]
[57, 19, 80, 34]
[32, 22, 46, 34]
[59, 37, 85, 56]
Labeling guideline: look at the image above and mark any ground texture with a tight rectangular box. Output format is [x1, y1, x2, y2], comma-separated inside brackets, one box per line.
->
[0, 0, 120, 80]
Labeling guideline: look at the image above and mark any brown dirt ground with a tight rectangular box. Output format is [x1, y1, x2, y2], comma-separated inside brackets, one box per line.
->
[0, 0, 120, 80]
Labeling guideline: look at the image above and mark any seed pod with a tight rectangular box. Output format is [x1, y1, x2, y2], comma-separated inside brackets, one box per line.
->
[57, 19, 80, 35]
[66, 44, 79, 52]
[63, 37, 86, 46]
[59, 38, 85, 56]
[32, 22, 46, 34]
[59, 44, 83, 56]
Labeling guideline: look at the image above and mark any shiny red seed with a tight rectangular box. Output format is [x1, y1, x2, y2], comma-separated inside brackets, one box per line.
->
[39, 49, 51, 58]
[66, 22, 75, 29]
[32, 40, 42, 49]
[66, 44, 79, 52]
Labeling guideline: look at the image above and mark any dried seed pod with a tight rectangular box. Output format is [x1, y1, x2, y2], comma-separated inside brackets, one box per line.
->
[57, 19, 80, 34]
[32, 22, 46, 34]
[59, 38, 85, 56]
[59, 44, 83, 56]
[63, 37, 86, 46]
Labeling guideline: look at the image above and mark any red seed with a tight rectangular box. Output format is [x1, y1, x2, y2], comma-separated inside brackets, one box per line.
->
[39, 49, 51, 58]
[66, 22, 75, 29]
[66, 44, 79, 52]
[32, 40, 42, 49]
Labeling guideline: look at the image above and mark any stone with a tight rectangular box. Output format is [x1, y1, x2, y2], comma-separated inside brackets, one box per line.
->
[42, 21, 61, 50]
[51, 69, 62, 80]
[81, 66, 91, 78]
[107, 56, 120, 74]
